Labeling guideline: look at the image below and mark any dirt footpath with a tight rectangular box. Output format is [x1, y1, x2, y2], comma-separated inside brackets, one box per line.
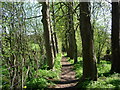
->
[54, 56, 78, 88]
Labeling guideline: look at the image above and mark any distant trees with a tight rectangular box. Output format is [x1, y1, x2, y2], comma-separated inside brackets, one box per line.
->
[79, 2, 97, 80]
[57, 2, 78, 64]
[111, 1, 120, 73]
[91, 2, 111, 64]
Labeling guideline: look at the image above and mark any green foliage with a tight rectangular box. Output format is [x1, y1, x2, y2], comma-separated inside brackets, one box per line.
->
[26, 78, 50, 89]
[94, 27, 111, 58]
[29, 43, 40, 51]
[53, 53, 62, 74]
[37, 70, 59, 80]
[2, 77, 10, 90]
[1, 1, 115, 89]
[68, 57, 83, 78]
[76, 30, 82, 57]
[82, 73, 120, 88]
[97, 61, 111, 76]
[73, 59, 120, 89]
[1, 66, 10, 89]
[26, 53, 62, 89]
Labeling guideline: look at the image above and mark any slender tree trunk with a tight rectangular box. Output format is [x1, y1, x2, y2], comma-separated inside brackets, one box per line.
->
[0, 39, 2, 87]
[41, 1, 54, 69]
[68, 2, 77, 63]
[65, 29, 69, 55]
[54, 33, 59, 53]
[52, 2, 59, 54]
[97, 42, 101, 64]
[50, 23, 56, 58]
[111, 2, 120, 73]
[68, 2, 74, 59]
[65, 12, 70, 57]
[79, 2, 97, 80]
[97, 54, 100, 64]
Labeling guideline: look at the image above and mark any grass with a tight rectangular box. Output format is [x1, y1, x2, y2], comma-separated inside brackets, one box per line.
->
[1, 65, 10, 89]
[2, 42, 63, 89]
[1, 53, 62, 89]
[68, 57, 120, 89]
[26, 53, 62, 89]
[2, 54, 120, 89]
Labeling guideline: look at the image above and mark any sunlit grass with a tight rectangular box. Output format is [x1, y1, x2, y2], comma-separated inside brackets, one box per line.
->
[68, 57, 120, 88]
[26, 53, 62, 89]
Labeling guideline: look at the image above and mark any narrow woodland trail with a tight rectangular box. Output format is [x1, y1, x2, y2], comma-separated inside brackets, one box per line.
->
[53, 56, 79, 88]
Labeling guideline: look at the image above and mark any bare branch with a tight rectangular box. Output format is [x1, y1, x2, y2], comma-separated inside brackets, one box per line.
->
[24, 15, 42, 20]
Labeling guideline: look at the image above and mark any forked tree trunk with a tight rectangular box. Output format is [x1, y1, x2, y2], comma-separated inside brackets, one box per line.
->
[111, 2, 120, 73]
[41, 1, 54, 69]
[79, 2, 97, 80]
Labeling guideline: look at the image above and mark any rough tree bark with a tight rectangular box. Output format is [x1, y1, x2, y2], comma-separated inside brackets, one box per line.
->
[50, 22, 56, 58]
[64, 7, 70, 57]
[111, 1, 120, 73]
[68, 2, 77, 63]
[79, 2, 97, 80]
[41, 1, 54, 69]
[52, 2, 59, 54]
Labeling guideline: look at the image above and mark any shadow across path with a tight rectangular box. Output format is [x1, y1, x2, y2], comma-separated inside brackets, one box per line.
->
[53, 79, 79, 84]
[62, 64, 74, 67]
[52, 56, 78, 88]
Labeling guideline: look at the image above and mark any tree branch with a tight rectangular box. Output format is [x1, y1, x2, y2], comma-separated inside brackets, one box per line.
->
[24, 15, 42, 20]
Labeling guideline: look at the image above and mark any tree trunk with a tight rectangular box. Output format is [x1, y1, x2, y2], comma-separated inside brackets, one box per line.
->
[65, 12, 70, 57]
[0, 40, 2, 86]
[50, 23, 56, 58]
[68, 2, 73, 59]
[111, 2, 120, 73]
[97, 51, 100, 64]
[79, 2, 97, 80]
[68, 2, 77, 63]
[41, 1, 54, 69]
[65, 29, 69, 56]
[52, 2, 59, 54]
[54, 33, 59, 53]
